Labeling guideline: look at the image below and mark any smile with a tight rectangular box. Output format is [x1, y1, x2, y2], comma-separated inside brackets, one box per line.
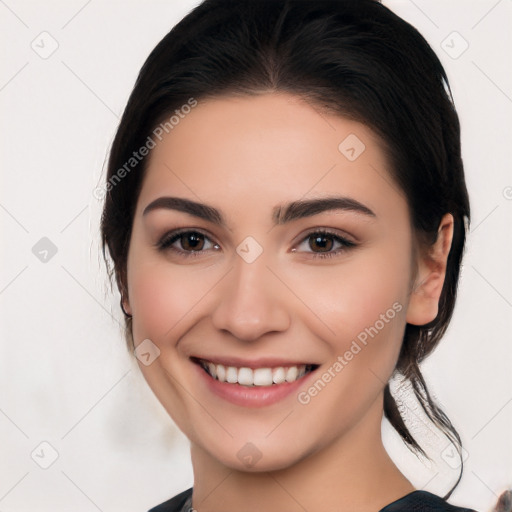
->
[195, 358, 318, 387]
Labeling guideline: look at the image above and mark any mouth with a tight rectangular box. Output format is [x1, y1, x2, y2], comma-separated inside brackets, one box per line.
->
[191, 357, 319, 387]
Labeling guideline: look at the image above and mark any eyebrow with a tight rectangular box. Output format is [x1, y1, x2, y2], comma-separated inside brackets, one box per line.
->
[142, 195, 376, 225]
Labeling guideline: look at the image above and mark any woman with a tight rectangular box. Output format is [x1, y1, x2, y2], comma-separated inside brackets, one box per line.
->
[100, 1, 505, 510]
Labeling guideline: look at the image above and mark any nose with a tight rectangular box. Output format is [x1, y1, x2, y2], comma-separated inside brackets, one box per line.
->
[211, 256, 291, 342]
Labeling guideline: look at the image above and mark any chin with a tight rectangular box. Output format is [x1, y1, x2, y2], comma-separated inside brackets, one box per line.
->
[203, 436, 313, 473]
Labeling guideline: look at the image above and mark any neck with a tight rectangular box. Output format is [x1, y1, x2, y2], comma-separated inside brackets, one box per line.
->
[189, 393, 415, 512]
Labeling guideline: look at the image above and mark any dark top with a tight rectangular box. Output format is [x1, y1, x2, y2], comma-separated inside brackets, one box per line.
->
[148, 487, 479, 512]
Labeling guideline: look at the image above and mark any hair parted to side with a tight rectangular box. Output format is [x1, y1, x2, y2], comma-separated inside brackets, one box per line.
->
[100, 0, 470, 499]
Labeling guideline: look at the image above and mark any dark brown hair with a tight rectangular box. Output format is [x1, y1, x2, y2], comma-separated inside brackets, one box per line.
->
[100, 0, 470, 499]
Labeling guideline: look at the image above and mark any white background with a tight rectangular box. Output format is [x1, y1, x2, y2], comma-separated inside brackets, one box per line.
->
[1, 1, 511, 511]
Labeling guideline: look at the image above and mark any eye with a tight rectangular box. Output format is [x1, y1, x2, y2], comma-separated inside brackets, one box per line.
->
[293, 230, 356, 259]
[157, 229, 220, 256]
[156, 228, 355, 259]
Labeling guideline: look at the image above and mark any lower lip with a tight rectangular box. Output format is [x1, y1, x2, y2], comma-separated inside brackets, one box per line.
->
[193, 362, 316, 408]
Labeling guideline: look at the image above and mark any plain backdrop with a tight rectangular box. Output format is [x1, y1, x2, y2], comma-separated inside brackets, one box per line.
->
[1, 1, 511, 511]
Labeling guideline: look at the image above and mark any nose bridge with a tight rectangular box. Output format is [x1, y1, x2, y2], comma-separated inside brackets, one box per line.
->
[211, 252, 290, 340]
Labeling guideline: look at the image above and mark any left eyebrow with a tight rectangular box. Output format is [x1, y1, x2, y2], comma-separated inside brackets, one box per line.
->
[141, 195, 376, 226]
[272, 196, 376, 224]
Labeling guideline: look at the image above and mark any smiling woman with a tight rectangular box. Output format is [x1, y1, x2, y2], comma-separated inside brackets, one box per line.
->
[100, 1, 486, 511]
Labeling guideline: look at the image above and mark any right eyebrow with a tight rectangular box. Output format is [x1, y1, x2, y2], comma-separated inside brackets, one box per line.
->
[142, 196, 226, 226]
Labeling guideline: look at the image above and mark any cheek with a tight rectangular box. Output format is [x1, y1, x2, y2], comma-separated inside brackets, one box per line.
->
[291, 254, 410, 433]
[127, 259, 205, 343]
[286, 248, 411, 350]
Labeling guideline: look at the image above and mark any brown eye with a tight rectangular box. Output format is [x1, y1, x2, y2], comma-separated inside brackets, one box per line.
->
[157, 230, 219, 254]
[309, 234, 334, 252]
[180, 232, 205, 251]
[293, 230, 356, 259]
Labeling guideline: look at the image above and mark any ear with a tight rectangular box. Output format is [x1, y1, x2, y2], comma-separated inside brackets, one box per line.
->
[406, 213, 454, 326]
[121, 292, 132, 317]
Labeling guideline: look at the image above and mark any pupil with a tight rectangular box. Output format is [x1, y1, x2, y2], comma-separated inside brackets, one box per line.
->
[310, 235, 332, 252]
[182, 233, 204, 251]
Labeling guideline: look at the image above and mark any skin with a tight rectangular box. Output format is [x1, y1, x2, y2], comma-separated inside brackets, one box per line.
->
[122, 92, 454, 512]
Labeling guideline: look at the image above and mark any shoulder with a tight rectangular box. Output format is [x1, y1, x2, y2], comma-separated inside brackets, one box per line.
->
[380, 490, 479, 512]
[147, 487, 193, 512]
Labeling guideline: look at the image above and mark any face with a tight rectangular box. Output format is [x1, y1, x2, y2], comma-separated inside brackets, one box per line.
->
[124, 92, 421, 471]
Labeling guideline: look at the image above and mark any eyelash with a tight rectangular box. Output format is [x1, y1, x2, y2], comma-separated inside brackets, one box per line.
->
[156, 229, 356, 259]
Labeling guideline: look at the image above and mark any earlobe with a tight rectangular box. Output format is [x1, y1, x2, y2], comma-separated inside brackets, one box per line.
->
[406, 213, 454, 326]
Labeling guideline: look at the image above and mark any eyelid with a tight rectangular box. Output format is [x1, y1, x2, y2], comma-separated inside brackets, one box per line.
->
[291, 226, 357, 247]
[156, 227, 221, 253]
[292, 225, 360, 250]
[290, 228, 358, 260]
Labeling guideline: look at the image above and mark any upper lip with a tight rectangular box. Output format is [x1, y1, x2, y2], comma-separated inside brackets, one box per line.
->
[190, 356, 319, 369]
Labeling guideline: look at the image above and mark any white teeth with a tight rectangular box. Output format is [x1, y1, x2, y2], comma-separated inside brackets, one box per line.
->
[253, 368, 273, 386]
[226, 366, 238, 383]
[200, 360, 313, 386]
[238, 367, 253, 386]
[216, 364, 226, 382]
[207, 362, 217, 379]
[285, 366, 298, 382]
[272, 367, 286, 384]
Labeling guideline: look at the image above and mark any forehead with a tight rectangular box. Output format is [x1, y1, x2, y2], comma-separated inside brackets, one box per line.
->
[136, 92, 407, 222]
